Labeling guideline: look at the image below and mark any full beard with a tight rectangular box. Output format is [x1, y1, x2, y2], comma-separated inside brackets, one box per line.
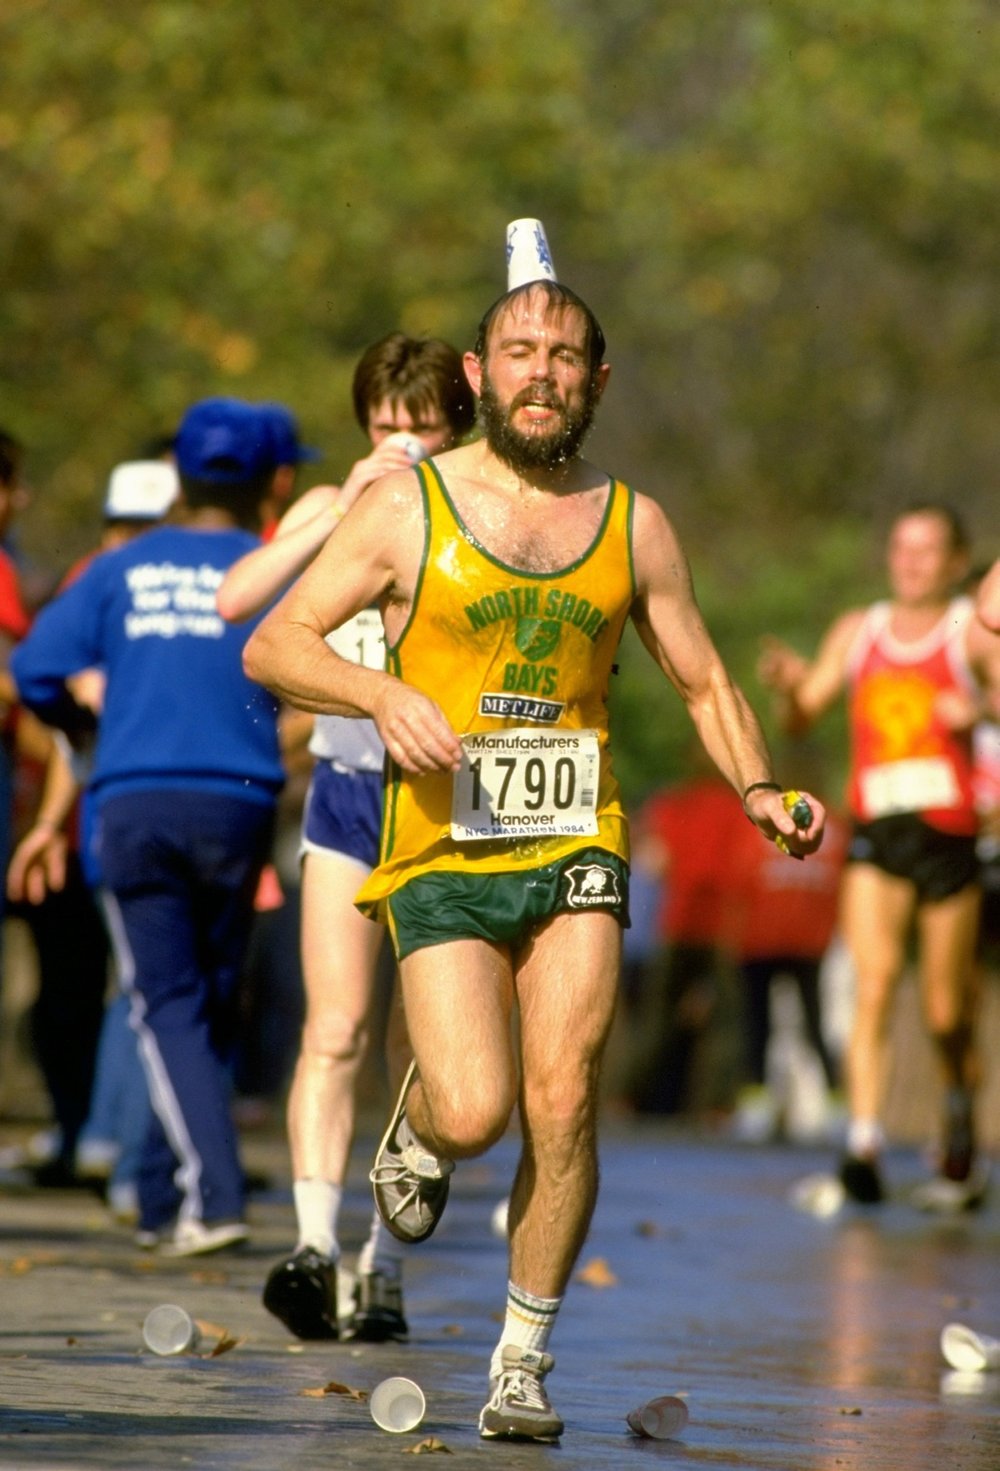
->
[478, 374, 599, 474]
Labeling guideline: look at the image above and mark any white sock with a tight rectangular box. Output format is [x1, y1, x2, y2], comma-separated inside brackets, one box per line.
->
[490, 1281, 562, 1380]
[847, 1119, 885, 1159]
[356, 1210, 405, 1281]
[293, 1178, 342, 1261]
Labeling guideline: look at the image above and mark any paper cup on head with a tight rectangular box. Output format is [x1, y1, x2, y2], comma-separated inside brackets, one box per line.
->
[370, 1376, 426, 1433]
[506, 218, 558, 290]
[941, 1323, 1000, 1372]
[142, 1304, 201, 1356]
[382, 431, 427, 463]
[626, 1395, 689, 1440]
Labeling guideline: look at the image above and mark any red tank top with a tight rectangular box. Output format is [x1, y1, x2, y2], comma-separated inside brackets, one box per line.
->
[846, 598, 978, 835]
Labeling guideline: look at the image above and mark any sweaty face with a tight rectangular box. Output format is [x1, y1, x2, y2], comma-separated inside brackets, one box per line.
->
[477, 295, 603, 473]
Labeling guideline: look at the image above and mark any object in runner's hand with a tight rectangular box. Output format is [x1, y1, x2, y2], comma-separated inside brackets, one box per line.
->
[774, 789, 813, 858]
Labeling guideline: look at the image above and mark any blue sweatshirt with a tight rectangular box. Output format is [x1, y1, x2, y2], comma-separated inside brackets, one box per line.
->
[11, 525, 283, 807]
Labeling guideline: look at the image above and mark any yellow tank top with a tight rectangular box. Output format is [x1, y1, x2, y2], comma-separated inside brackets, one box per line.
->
[355, 460, 635, 918]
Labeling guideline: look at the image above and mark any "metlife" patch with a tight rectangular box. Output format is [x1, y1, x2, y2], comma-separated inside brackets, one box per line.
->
[479, 692, 565, 724]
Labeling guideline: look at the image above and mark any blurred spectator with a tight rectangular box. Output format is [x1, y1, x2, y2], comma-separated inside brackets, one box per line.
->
[728, 802, 848, 1142]
[10, 399, 283, 1255]
[623, 751, 745, 1117]
[256, 403, 321, 541]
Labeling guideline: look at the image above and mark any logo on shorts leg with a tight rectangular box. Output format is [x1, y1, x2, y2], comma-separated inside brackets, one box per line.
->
[564, 863, 621, 908]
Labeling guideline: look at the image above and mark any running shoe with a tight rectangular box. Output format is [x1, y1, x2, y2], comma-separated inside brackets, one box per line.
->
[911, 1164, 990, 1214]
[263, 1247, 339, 1339]
[160, 1218, 249, 1257]
[350, 1271, 408, 1342]
[370, 1061, 453, 1244]
[479, 1346, 564, 1443]
[838, 1153, 885, 1205]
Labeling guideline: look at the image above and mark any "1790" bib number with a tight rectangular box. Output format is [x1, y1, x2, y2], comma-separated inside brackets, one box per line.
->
[451, 728, 600, 841]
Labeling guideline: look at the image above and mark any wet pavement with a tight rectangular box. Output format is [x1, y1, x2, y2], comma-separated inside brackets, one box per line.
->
[1, 1121, 998, 1470]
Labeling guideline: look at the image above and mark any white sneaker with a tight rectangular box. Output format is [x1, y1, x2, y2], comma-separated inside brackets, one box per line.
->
[159, 1219, 249, 1257]
[911, 1165, 989, 1214]
[479, 1347, 564, 1442]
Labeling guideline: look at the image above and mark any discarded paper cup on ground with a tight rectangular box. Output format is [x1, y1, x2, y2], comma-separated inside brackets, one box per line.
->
[940, 1323, 1000, 1372]
[789, 1172, 846, 1219]
[370, 1376, 426, 1433]
[626, 1395, 689, 1440]
[142, 1304, 201, 1356]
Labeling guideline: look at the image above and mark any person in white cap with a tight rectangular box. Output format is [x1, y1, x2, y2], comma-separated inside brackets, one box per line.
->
[243, 228, 826, 1442]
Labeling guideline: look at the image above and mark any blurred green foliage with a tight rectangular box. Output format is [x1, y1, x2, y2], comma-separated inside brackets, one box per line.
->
[2, 0, 998, 795]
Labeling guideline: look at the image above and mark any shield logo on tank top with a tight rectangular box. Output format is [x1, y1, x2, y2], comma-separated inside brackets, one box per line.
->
[515, 617, 562, 663]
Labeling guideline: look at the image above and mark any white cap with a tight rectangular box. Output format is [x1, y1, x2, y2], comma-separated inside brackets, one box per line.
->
[103, 461, 179, 521]
[506, 218, 558, 290]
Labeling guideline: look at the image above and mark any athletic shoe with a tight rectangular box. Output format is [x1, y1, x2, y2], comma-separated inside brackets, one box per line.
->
[479, 1346, 564, 1443]
[159, 1218, 249, 1257]
[350, 1271, 408, 1342]
[838, 1153, 885, 1205]
[911, 1164, 990, 1214]
[370, 1061, 454, 1244]
[263, 1248, 339, 1339]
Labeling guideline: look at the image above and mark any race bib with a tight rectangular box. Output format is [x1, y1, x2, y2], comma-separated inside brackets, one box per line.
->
[860, 757, 961, 818]
[451, 727, 600, 841]
[325, 608, 385, 671]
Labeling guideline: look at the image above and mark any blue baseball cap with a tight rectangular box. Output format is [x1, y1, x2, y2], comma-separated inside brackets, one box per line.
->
[258, 402, 322, 465]
[174, 397, 277, 483]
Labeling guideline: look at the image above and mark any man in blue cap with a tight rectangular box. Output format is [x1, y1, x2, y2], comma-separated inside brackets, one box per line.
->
[257, 402, 322, 540]
[11, 397, 285, 1255]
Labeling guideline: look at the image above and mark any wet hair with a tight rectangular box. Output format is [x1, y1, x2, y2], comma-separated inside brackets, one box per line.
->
[473, 280, 607, 377]
[351, 333, 476, 437]
[895, 501, 970, 554]
[0, 429, 25, 490]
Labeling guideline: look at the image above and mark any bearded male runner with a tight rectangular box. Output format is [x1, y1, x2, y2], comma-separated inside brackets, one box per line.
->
[244, 272, 825, 1441]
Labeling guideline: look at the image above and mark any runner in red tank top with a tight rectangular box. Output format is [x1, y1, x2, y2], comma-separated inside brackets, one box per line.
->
[760, 505, 1000, 1210]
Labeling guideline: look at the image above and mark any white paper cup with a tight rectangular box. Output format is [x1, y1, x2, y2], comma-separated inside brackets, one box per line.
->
[142, 1304, 201, 1356]
[789, 1172, 846, 1218]
[626, 1395, 689, 1440]
[370, 1376, 426, 1433]
[506, 218, 558, 290]
[491, 1196, 510, 1239]
[382, 431, 427, 463]
[940, 1323, 1000, 1372]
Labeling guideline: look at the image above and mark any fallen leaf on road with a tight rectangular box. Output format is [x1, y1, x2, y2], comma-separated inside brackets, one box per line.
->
[300, 1380, 369, 1401]
[207, 1333, 243, 1357]
[403, 1437, 452, 1454]
[576, 1256, 619, 1287]
[838, 1406, 863, 1416]
[194, 1319, 228, 1340]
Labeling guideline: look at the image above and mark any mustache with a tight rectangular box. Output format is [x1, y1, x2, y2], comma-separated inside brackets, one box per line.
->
[510, 387, 564, 413]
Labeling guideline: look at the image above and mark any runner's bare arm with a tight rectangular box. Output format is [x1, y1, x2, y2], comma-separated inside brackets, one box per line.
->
[758, 610, 862, 734]
[976, 557, 1000, 634]
[629, 494, 825, 854]
[967, 609, 1000, 718]
[217, 486, 346, 622]
[242, 472, 463, 774]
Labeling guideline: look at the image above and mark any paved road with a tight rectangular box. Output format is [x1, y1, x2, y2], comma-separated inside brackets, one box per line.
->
[1, 1121, 998, 1469]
